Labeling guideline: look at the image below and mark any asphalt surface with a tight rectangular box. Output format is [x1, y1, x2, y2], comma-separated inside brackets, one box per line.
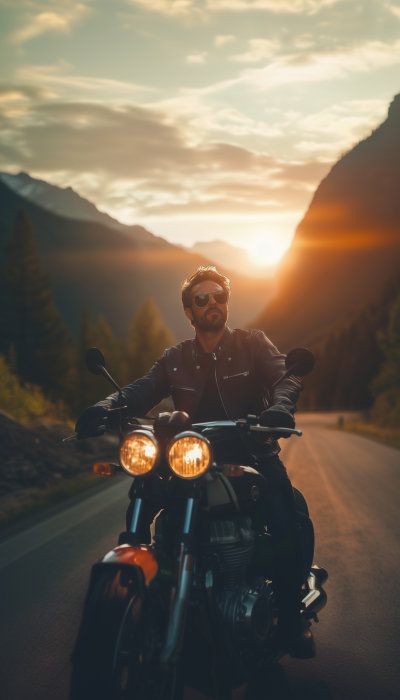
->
[0, 414, 399, 700]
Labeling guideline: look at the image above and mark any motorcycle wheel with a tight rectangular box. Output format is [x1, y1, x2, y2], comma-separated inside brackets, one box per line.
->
[69, 568, 182, 700]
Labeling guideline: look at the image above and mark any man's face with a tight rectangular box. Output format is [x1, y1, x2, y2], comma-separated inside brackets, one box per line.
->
[185, 280, 228, 331]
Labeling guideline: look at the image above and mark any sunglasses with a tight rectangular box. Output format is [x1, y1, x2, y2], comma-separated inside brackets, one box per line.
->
[193, 290, 228, 308]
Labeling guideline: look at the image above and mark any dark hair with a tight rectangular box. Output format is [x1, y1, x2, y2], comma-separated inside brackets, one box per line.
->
[181, 265, 231, 309]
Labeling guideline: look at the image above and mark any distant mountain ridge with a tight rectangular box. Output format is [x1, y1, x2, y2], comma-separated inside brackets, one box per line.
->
[0, 175, 274, 342]
[189, 240, 276, 279]
[1, 173, 277, 280]
[0, 171, 169, 249]
[251, 93, 400, 351]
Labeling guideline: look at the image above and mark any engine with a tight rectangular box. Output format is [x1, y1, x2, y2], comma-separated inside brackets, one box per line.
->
[220, 578, 274, 661]
[206, 515, 255, 590]
[201, 516, 274, 659]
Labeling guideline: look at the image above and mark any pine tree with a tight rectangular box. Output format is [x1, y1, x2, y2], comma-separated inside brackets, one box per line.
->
[370, 292, 400, 428]
[298, 275, 400, 410]
[76, 310, 127, 413]
[127, 297, 175, 382]
[0, 208, 74, 397]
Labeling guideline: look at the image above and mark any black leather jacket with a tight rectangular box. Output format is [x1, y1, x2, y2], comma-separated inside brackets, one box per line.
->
[96, 327, 303, 458]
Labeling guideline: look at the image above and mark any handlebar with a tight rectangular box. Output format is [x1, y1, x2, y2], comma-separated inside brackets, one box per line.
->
[63, 420, 302, 442]
[197, 421, 301, 436]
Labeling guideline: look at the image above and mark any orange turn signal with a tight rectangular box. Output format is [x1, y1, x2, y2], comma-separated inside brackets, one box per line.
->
[222, 465, 245, 477]
[94, 463, 116, 475]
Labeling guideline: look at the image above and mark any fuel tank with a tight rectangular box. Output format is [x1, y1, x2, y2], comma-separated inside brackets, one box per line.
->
[199, 467, 268, 514]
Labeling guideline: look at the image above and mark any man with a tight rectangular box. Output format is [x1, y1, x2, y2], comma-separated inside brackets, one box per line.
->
[76, 266, 314, 658]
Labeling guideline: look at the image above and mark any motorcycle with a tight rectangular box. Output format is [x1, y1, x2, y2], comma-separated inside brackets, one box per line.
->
[67, 347, 328, 700]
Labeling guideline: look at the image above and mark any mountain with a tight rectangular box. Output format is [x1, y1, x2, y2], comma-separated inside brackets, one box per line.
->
[0, 171, 169, 248]
[189, 240, 276, 279]
[251, 94, 400, 352]
[0, 175, 274, 342]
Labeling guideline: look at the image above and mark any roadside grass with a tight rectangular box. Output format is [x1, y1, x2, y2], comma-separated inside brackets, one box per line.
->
[335, 421, 400, 450]
[0, 472, 116, 534]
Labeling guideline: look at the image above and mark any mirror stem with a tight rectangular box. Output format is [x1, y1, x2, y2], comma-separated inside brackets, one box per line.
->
[271, 364, 297, 389]
[96, 363, 123, 406]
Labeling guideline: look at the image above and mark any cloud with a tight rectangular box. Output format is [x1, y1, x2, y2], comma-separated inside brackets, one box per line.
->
[240, 40, 400, 90]
[288, 34, 315, 50]
[291, 99, 388, 156]
[12, 4, 88, 43]
[168, 38, 400, 103]
[230, 39, 280, 62]
[0, 82, 56, 119]
[207, 0, 339, 13]
[0, 83, 53, 102]
[386, 4, 400, 20]
[186, 53, 207, 63]
[0, 92, 331, 220]
[16, 65, 157, 100]
[295, 99, 388, 136]
[215, 35, 235, 46]
[126, 0, 196, 15]
[188, 106, 284, 138]
[127, 0, 339, 15]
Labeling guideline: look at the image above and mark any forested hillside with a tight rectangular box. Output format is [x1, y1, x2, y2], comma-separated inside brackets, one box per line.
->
[299, 275, 400, 410]
[0, 210, 176, 420]
[251, 94, 400, 353]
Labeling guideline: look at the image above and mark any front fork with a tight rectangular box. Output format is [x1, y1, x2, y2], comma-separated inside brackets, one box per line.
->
[120, 480, 201, 669]
[118, 479, 150, 546]
[159, 485, 200, 669]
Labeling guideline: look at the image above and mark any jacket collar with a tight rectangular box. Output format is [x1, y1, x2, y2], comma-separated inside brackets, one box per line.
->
[193, 326, 234, 361]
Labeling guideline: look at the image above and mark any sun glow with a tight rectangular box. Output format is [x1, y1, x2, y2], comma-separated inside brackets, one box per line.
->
[247, 237, 290, 267]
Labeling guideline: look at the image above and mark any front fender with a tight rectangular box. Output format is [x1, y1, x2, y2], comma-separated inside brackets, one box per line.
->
[87, 545, 173, 604]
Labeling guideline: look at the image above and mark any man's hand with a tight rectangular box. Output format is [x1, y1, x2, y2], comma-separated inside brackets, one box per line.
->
[259, 407, 295, 439]
[75, 406, 107, 440]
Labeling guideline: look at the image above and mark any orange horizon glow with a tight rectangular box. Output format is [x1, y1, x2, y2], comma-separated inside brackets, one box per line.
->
[247, 238, 290, 266]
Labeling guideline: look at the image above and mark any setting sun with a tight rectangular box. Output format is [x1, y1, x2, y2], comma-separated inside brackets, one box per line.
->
[248, 237, 290, 267]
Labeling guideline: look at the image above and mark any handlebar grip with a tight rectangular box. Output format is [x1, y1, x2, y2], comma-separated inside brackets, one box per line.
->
[249, 426, 302, 436]
[62, 425, 107, 443]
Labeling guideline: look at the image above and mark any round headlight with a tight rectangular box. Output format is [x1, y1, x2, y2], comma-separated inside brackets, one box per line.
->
[119, 430, 158, 476]
[168, 432, 211, 479]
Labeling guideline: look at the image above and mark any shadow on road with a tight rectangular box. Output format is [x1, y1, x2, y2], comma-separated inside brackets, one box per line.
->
[185, 663, 336, 700]
[242, 664, 335, 700]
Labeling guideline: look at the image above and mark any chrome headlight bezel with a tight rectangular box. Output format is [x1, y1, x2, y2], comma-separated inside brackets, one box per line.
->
[119, 429, 158, 477]
[167, 431, 212, 480]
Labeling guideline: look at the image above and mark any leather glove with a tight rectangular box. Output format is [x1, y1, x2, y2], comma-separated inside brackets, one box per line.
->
[259, 407, 295, 439]
[75, 406, 107, 440]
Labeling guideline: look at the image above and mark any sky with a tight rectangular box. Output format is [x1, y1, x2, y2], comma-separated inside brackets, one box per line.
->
[1, 1, 400, 265]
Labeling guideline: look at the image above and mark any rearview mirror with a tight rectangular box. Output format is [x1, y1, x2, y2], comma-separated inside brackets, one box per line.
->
[85, 347, 106, 376]
[285, 348, 315, 377]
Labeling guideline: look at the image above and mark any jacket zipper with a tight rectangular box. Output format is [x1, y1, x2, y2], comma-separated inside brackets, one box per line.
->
[222, 371, 249, 380]
[213, 352, 229, 418]
[170, 384, 196, 392]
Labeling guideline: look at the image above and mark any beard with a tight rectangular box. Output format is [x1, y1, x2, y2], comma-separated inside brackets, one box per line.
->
[192, 305, 228, 332]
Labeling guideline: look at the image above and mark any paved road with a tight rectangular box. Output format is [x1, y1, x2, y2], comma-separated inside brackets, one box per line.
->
[0, 416, 399, 700]
[267, 414, 400, 700]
